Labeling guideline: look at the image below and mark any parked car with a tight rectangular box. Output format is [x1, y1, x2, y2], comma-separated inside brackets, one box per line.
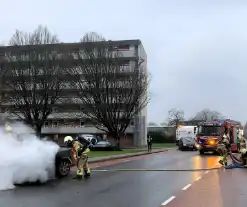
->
[178, 136, 197, 151]
[91, 140, 116, 151]
[80, 134, 98, 145]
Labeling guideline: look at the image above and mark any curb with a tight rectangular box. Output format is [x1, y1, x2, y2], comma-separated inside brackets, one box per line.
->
[88, 148, 169, 164]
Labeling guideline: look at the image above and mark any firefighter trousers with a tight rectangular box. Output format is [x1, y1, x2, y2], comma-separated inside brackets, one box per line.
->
[219, 153, 228, 166]
[77, 153, 90, 177]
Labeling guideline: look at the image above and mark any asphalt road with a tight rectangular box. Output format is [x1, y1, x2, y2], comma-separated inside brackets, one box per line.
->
[0, 149, 221, 207]
[165, 167, 247, 207]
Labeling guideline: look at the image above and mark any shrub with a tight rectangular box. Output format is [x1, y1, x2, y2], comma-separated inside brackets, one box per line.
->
[148, 131, 175, 143]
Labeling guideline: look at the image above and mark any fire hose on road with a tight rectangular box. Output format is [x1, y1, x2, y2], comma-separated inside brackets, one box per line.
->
[91, 166, 222, 172]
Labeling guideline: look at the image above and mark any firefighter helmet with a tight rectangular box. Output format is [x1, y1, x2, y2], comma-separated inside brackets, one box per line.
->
[64, 136, 73, 143]
[240, 148, 247, 155]
[5, 124, 12, 133]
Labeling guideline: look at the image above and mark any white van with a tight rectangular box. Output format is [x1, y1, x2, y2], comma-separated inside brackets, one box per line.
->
[176, 126, 197, 145]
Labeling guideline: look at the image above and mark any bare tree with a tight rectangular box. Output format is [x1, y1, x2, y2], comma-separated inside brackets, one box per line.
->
[148, 122, 158, 126]
[167, 108, 184, 128]
[193, 109, 225, 121]
[201, 110, 209, 121]
[0, 54, 8, 104]
[210, 110, 225, 120]
[0, 25, 64, 136]
[67, 32, 150, 148]
[160, 122, 168, 126]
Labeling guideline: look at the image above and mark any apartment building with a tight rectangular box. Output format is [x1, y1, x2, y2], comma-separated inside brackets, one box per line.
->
[0, 39, 148, 147]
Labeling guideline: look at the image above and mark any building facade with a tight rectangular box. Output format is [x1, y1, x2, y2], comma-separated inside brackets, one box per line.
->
[0, 40, 148, 147]
[147, 126, 175, 135]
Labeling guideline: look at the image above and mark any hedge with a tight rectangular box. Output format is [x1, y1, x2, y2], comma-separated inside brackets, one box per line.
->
[148, 131, 175, 143]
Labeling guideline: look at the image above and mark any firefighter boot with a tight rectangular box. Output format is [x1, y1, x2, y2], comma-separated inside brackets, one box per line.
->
[223, 156, 228, 166]
[223, 160, 228, 166]
[219, 158, 224, 166]
[84, 168, 91, 178]
[73, 169, 83, 180]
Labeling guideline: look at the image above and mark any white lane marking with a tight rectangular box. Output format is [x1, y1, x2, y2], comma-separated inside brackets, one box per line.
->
[123, 160, 130, 162]
[195, 176, 201, 181]
[95, 165, 100, 168]
[182, 184, 192, 190]
[205, 171, 209, 174]
[161, 196, 176, 206]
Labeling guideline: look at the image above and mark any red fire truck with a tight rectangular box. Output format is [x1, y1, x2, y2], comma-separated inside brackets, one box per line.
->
[195, 119, 241, 155]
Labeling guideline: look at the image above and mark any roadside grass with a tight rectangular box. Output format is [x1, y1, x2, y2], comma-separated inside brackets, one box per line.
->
[89, 149, 144, 158]
[88, 143, 175, 158]
[152, 143, 176, 148]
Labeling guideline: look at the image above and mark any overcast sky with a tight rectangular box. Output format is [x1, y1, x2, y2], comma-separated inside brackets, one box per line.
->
[1, 0, 247, 123]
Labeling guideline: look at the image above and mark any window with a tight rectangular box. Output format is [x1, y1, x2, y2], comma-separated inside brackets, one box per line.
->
[3, 108, 9, 113]
[69, 121, 75, 127]
[63, 121, 69, 126]
[117, 45, 130, 50]
[118, 60, 130, 72]
[130, 120, 134, 126]
[44, 121, 49, 127]
[80, 106, 84, 112]
[198, 126, 222, 136]
[120, 60, 130, 66]
[52, 107, 58, 113]
[53, 121, 58, 127]
[80, 120, 85, 127]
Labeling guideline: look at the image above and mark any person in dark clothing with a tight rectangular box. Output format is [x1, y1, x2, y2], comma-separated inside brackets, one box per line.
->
[147, 135, 152, 152]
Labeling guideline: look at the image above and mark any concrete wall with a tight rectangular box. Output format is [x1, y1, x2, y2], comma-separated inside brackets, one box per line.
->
[139, 43, 148, 146]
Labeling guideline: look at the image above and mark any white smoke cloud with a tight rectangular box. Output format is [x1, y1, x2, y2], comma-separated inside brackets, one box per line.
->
[0, 122, 60, 190]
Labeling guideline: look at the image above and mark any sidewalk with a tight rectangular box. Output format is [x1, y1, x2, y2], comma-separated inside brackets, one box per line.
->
[88, 147, 170, 163]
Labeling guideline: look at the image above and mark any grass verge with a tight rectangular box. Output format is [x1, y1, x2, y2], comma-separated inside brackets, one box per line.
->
[152, 143, 176, 148]
[89, 149, 144, 158]
[88, 143, 175, 158]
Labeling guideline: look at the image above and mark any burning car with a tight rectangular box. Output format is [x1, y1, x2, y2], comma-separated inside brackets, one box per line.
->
[55, 147, 72, 178]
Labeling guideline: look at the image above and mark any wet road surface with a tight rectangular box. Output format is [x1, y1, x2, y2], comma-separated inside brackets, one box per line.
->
[0, 149, 223, 207]
[164, 166, 247, 207]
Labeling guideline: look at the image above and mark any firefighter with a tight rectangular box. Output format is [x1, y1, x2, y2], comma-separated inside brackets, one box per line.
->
[240, 139, 247, 151]
[237, 129, 241, 151]
[217, 144, 228, 166]
[238, 133, 246, 152]
[217, 130, 230, 166]
[226, 148, 247, 168]
[75, 135, 91, 178]
[64, 135, 91, 179]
